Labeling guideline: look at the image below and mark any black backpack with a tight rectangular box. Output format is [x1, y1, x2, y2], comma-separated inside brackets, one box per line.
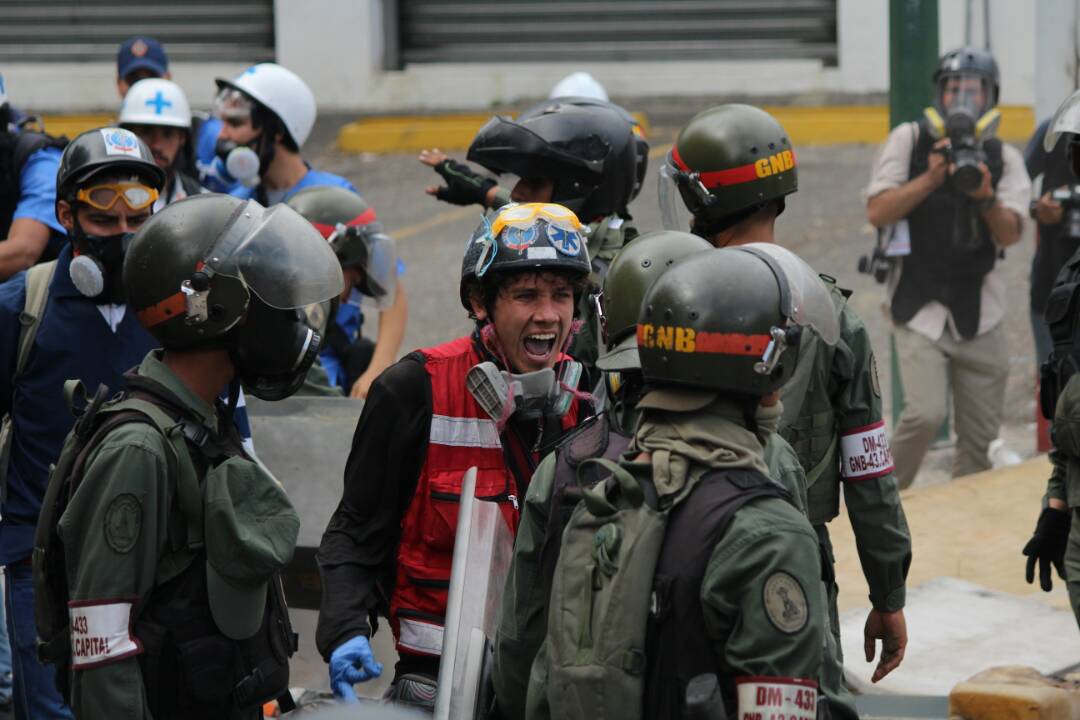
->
[0, 117, 68, 239]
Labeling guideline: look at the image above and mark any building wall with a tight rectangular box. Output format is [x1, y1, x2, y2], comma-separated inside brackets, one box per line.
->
[0, 0, 1049, 113]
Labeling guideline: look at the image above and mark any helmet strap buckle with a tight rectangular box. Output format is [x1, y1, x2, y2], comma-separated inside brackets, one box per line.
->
[181, 270, 213, 324]
[753, 325, 799, 376]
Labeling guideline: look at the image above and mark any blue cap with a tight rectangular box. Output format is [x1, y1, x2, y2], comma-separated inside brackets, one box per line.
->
[117, 36, 169, 80]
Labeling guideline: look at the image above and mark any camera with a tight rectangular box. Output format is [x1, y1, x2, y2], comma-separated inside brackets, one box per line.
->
[857, 229, 891, 284]
[1051, 184, 1080, 241]
[945, 137, 987, 194]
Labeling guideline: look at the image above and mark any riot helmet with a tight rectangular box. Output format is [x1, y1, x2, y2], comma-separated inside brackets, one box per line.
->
[123, 194, 344, 400]
[467, 98, 640, 222]
[287, 185, 399, 309]
[459, 202, 591, 314]
[660, 104, 797, 238]
[595, 230, 712, 372]
[56, 127, 166, 304]
[1044, 88, 1080, 168]
[638, 244, 835, 398]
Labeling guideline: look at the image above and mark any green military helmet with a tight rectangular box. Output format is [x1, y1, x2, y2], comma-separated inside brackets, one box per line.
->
[659, 104, 797, 237]
[459, 202, 591, 312]
[596, 230, 712, 372]
[124, 194, 343, 400]
[637, 246, 805, 399]
[56, 126, 165, 204]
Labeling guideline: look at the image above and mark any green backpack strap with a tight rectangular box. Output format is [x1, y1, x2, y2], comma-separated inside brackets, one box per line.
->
[15, 260, 57, 379]
[577, 456, 643, 516]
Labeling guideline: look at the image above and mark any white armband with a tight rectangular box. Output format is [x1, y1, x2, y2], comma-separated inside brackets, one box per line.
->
[839, 420, 895, 481]
[69, 598, 142, 669]
[736, 676, 818, 720]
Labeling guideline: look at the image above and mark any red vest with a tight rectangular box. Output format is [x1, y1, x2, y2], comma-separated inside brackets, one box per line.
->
[389, 335, 579, 657]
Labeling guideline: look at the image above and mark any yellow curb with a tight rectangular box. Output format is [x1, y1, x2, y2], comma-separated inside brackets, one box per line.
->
[760, 104, 1035, 146]
[338, 111, 652, 154]
[38, 114, 116, 139]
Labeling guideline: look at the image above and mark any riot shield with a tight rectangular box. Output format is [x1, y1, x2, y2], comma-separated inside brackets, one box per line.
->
[244, 395, 364, 610]
[433, 467, 514, 720]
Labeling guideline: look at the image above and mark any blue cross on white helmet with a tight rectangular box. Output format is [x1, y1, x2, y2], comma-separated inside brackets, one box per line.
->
[145, 90, 173, 115]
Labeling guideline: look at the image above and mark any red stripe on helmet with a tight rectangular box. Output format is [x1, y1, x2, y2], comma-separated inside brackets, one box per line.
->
[671, 146, 789, 188]
[310, 207, 378, 238]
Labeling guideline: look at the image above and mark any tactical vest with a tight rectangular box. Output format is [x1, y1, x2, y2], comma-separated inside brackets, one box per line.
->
[33, 373, 296, 716]
[0, 127, 67, 240]
[1041, 246, 1080, 419]
[540, 413, 632, 592]
[544, 459, 793, 720]
[1031, 133, 1080, 314]
[390, 336, 579, 658]
[890, 119, 1004, 339]
[780, 281, 850, 525]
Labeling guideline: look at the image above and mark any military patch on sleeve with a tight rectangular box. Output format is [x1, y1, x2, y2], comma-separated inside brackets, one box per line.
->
[103, 494, 142, 554]
[870, 352, 882, 397]
[762, 572, 809, 634]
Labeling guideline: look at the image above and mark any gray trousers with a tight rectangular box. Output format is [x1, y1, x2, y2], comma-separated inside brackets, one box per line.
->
[892, 323, 1009, 489]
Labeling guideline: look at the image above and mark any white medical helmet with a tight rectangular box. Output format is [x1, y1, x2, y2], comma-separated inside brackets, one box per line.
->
[549, 72, 609, 102]
[119, 78, 192, 129]
[216, 63, 316, 148]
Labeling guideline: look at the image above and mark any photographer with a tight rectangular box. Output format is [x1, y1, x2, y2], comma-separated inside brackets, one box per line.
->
[1025, 116, 1080, 368]
[865, 47, 1029, 488]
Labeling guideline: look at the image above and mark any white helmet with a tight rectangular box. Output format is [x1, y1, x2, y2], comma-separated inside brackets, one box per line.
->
[216, 63, 316, 148]
[549, 72, 609, 102]
[119, 78, 192, 129]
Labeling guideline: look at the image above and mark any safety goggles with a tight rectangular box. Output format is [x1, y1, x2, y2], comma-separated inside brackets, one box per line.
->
[214, 87, 255, 122]
[490, 202, 582, 236]
[75, 182, 159, 212]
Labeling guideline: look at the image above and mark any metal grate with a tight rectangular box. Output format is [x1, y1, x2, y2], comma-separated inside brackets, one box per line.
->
[0, 0, 275, 64]
[398, 0, 837, 66]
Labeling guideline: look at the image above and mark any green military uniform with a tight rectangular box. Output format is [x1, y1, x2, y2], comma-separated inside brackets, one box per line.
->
[59, 351, 299, 718]
[524, 397, 826, 720]
[1044, 376, 1080, 624]
[780, 289, 912, 657]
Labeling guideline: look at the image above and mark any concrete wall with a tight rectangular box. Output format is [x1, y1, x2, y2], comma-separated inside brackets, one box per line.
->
[0, 0, 1052, 114]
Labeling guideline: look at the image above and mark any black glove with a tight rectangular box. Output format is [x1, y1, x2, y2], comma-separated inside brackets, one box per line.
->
[1023, 506, 1070, 591]
[431, 159, 497, 207]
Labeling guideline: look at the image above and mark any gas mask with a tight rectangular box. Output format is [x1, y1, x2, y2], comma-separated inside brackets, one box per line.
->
[228, 297, 328, 401]
[466, 360, 582, 423]
[214, 139, 262, 187]
[70, 230, 134, 305]
[926, 72, 1001, 194]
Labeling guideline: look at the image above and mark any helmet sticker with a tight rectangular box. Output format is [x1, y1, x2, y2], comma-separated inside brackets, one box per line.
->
[527, 247, 556, 260]
[503, 223, 538, 251]
[100, 128, 142, 158]
[547, 222, 583, 256]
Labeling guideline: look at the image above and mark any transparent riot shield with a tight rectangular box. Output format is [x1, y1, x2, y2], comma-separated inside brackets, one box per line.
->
[433, 467, 514, 720]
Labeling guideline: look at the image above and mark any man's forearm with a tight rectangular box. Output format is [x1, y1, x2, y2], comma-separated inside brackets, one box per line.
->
[983, 202, 1022, 248]
[867, 173, 937, 228]
[370, 284, 409, 378]
[0, 219, 51, 280]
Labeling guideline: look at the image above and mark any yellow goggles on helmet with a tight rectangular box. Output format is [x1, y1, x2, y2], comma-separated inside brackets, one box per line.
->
[76, 182, 159, 212]
[490, 202, 582, 237]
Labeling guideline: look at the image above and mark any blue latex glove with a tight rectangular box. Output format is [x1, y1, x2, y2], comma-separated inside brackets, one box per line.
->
[329, 635, 383, 703]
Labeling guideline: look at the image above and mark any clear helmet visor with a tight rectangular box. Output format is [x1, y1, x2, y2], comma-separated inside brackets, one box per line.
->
[350, 226, 398, 310]
[658, 159, 696, 233]
[736, 243, 841, 346]
[213, 87, 254, 122]
[204, 201, 344, 310]
[1045, 88, 1080, 152]
[937, 73, 994, 118]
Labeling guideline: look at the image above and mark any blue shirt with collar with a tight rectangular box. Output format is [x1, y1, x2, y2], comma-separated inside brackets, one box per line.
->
[229, 167, 357, 204]
[14, 145, 66, 255]
[0, 245, 253, 564]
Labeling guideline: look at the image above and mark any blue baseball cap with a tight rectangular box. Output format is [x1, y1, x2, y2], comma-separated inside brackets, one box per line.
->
[117, 36, 169, 80]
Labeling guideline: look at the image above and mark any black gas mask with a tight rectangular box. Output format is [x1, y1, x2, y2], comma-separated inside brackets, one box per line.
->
[925, 73, 1000, 194]
[228, 297, 328, 401]
[69, 228, 135, 305]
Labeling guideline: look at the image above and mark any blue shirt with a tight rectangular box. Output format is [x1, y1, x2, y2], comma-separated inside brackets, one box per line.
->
[0, 246, 252, 564]
[194, 116, 239, 194]
[14, 146, 66, 255]
[229, 167, 357, 204]
[319, 296, 364, 391]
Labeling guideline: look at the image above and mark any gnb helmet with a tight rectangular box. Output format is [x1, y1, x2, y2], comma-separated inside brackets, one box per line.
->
[119, 78, 192, 129]
[287, 185, 399, 309]
[459, 202, 591, 312]
[467, 98, 641, 222]
[596, 230, 712, 372]
[124, 194, 343, 400]
[215, 63, 316, 148]
[637, 243, 838, 398]
[660, 104, 797, 238]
